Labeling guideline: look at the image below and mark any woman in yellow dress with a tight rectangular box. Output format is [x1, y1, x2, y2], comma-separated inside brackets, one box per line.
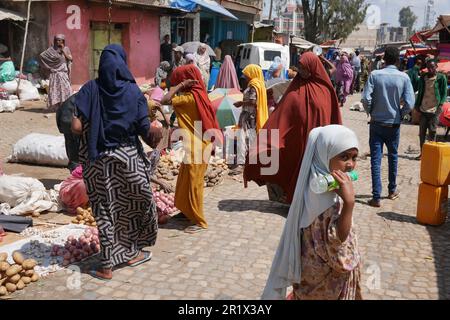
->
[161, 65, 221, 233]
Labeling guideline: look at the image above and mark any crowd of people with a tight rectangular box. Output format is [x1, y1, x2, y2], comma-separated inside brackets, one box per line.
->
[35, 32, 448, 299]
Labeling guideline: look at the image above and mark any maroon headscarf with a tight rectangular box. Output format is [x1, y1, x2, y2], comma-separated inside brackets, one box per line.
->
[170, 65, 220, 133]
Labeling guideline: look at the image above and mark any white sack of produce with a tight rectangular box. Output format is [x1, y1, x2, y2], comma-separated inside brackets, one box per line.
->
[0, 99, 20, 113]
[0, 80, 18, 93]
[0, 175, 59, 216]
[8, 133, 69, 167]
[18, 80, 40, 101]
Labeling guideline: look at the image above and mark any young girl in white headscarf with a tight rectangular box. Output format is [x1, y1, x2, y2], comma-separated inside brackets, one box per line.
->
[262, 125, 362, 300]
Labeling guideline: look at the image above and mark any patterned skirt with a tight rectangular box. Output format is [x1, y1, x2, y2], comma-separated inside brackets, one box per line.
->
[83, 145, 158, 269]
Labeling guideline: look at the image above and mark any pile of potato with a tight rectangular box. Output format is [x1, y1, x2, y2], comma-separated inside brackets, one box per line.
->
[0, 252, 39, 296]
[71, 207, 96, 227]
[155, 155, 229, 188]
[204, 160, 229, 187]
[155, 155, 179, 182]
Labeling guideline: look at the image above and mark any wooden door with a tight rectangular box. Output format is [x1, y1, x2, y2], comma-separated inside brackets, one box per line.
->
[90, 22, 123, 79]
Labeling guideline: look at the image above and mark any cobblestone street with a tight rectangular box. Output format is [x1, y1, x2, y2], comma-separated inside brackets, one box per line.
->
[1, 94, 450, 300]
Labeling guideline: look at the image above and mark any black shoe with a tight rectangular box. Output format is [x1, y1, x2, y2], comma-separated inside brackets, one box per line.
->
[368, 199, 381, 207]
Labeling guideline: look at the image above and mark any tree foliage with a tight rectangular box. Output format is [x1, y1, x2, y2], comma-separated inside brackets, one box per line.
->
[399, 6, 417, 33]
[300, 0, 367, 43]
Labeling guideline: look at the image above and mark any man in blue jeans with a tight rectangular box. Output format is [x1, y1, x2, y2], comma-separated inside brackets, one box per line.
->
[362, 47, 415, 207]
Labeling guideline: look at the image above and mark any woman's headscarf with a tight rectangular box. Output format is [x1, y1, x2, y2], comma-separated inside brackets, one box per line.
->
[195, 43, 210, 70]
[40, 34, 69, 73]
[53, 34, 65, 47]
[335, 56, 354, 82]
[75, 44, 149, 160]
[155, 61, 171, 86]
[170, 64, 220, 134]
[280, 52, 338, 101]
[242, 64, 268, 132]
[185, 54, 195, 64]
[215, 55, 240, 90]
[262, 125, 359, 300]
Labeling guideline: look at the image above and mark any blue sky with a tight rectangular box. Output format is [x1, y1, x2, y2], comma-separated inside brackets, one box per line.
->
[262, 0, 450, 28]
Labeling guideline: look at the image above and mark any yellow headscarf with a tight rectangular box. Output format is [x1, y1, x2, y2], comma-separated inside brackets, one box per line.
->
[242, 64, 268, 132]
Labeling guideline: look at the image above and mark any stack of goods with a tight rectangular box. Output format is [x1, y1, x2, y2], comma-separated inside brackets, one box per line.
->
[71, 207, 97, 227]
[154, 155, 229, 188]
[152, 188, 177, 224]
[52, 227, 100, 266]
[154, 155, 179, 186]
[416, 142, 450, 225]
[0, 252, 39, 296]
[204, 157, 229, 187]
[438, 43, 450, 61]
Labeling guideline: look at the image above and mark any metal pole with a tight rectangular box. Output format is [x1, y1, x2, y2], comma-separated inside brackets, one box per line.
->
[17, 0, 32, 96]
[251, 22, 255, 43]
[108, 0, 113, 44]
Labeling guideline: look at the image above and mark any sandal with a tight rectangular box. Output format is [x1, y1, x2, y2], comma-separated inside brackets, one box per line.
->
[89, 269, 112, 281]
[184, 225, 206, 234]
[127, 251, 152, 267]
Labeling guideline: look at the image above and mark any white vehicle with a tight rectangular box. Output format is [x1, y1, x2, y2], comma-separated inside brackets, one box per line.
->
[235, 42, 290, 80]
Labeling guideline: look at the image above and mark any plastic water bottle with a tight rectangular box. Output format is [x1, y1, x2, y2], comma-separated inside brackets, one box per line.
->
[310, 171, 359, 194]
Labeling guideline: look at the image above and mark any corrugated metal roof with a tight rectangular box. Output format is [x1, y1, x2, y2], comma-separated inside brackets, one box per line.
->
[0, 7, 26, 21]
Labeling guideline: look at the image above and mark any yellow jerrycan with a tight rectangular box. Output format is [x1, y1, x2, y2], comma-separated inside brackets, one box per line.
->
[420, 142, 450, 186]
[416, 183, 448, 225]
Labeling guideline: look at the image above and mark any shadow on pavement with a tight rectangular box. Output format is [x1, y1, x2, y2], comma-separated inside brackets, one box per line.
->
[378, 208, 450, 299]
[21, 108, 54, 114]
[217, 199, 289, 217]
[158, 213, 192, 231]
[377, 211, 419, 225]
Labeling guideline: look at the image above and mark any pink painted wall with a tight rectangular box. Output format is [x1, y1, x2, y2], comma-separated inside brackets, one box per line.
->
[48, 0, 160, 88]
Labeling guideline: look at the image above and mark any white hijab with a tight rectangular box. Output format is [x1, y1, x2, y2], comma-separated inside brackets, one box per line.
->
[195, 44, 210, 70]
[261, 125, 359, 300]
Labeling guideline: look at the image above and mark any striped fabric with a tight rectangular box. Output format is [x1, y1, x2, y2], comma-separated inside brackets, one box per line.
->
[80, 123, 158, 269]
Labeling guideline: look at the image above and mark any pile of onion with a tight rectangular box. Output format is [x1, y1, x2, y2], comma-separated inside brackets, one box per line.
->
[51, 227, 100, 266]
[152, 188, 177, 224]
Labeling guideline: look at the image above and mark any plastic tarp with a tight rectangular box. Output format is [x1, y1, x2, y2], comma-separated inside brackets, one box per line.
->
[170, 0, 238, 20]
[0, 7, 26, 21]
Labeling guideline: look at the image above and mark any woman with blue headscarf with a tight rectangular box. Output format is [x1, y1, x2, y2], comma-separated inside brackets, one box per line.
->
[72, 44, 162, 280]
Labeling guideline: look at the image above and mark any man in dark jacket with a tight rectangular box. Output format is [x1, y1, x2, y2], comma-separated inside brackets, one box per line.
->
[414, 59, 448, 159]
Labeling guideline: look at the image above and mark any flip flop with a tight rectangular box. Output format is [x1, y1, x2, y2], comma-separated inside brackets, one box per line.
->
[184, 225, 206, 234]
[89, 269, 112, 281]
[127, 251, 152, 267]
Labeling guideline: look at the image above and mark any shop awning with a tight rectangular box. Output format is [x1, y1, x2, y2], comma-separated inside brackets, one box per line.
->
[413, 14, 450, 41]
[0, 7, 26, 21]
[170, 0, 238, 20]
[291, 36, 316, 49]
[320, 39, 342, 48]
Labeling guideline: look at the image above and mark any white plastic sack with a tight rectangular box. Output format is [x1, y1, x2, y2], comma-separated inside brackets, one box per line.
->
[0, 79, 40, 100]
[0, 175, 59, 216]
[0, 80, 18, 93]
[8, 133, 69, 167]
[18, 80, 40, 101]
[0, 99, 20, 113]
